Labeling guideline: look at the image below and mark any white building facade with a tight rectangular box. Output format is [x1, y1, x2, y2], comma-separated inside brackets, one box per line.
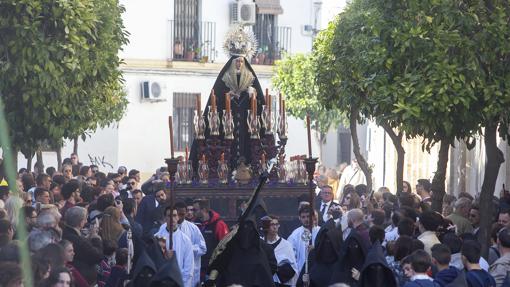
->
[19, 0, 332, 177]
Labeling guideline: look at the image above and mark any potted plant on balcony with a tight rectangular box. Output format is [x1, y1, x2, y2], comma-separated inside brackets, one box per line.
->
[194, 46, 202, 62]
[185, 40, 195, 61]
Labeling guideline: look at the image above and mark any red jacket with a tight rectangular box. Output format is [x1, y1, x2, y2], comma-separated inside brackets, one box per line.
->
[202, 210, 229, 241]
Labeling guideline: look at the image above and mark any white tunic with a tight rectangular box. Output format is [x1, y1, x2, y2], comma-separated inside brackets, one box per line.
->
[267, 236, 298, 286]
[160, 221, 206, 287]
[287, 226, 320, 273]
[154, 227, 195, 287]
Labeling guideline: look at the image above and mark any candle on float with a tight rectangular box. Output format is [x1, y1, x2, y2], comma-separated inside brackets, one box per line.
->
[252, 91, 257, 115]
[306, 114, 312, 158]
[169, 116, 175, 158]
[211, 89, 216, 112]
[225, 93, 231, 113]
[196, 95, 201, 113]
[185, 146, 189, 163]
[251, 93, 255, 114]
[282, 99, 286, 118]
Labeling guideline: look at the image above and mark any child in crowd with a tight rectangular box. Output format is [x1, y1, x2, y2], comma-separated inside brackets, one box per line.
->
[98, 239, 118, 287]
[431, 243, 466, 287]
[105, 248, 129, 287]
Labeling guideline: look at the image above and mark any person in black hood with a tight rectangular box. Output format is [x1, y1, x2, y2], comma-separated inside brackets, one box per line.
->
[149, 258, 184, 287]
[128, 252, 157, 287]
[357, 240, 397, 287]
[207, 218, 277, 287]
[298, 217, 343, 287]
[329, 227, 368, 286]
[206, 172, 277, 287]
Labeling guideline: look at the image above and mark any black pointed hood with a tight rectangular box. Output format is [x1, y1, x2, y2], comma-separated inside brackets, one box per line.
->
[149, 256, 184, 287]
[131, 252, 157, 287]
[358, 241, 397, 287]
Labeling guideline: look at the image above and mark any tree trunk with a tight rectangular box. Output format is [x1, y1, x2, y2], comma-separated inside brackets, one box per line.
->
[380, 122, 405, 196]
[431, 140, 450, 213]
[73, 136, 78, 154]
[349, 107, 372, 193]
[458, 141, 467, 195]
[56, 145, 62, 171]
[35, 149, 44, 175]
[479, 124, 504, 259]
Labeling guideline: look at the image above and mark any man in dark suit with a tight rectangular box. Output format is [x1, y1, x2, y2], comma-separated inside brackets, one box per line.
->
[316, 185, 340, 226]
[135, 182, 167, 239]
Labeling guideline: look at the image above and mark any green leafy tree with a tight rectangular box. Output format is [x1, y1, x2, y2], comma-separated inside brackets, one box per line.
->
[272, 53, 346, 160]
[0, 0, 128, 166]
[315, 0, 510, 257]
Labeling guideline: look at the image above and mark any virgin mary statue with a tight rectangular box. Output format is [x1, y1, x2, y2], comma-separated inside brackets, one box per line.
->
[190, 25, 265, 171]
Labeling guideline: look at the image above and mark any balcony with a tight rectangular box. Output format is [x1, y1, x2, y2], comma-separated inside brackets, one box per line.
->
[169, 20, 217, 63]
[251, 26, 292, 65]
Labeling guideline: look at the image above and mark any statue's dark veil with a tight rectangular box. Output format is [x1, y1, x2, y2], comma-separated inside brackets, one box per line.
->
[189, 56, 265, 172]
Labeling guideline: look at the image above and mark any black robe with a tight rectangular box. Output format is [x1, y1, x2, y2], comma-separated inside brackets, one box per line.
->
[358, 241, 397, 287]
[296, 219, 343, 287]
[149, 257, 184, 287]
[329, 229, 368, 286]
[190, 56, 265, 172]
[209, 220, 277, 287]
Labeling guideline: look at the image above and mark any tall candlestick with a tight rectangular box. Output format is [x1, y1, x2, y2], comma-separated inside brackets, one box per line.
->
[196, 95, 201, 113]
[211, 89, 216, 112]
[265, 88, 269, 106]
[279, 93, 283, 114]
[185, 146, 189, 162]
[306, 114, 312, 158]
[268, 93, 271, 113]
[169, 116, 175, 158]
[225, 93, 231, 113]
[282, 99, 286, 117]
[253, 92, 257, 115]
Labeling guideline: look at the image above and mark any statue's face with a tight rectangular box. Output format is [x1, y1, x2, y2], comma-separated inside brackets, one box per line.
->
[235, 57, 243, 70]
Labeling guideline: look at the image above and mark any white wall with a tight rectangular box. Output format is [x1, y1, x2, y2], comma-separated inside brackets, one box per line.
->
[17, 126, 119, 173]
[279, 0, 314, 54]
[119, 0, 173, 60]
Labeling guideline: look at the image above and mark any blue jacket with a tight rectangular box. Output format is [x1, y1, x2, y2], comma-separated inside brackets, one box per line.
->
[404, 279, 441, 287]
[435, 266, 461, 286]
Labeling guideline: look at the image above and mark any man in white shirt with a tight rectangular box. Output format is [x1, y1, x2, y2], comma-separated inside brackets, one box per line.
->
[168, 201, 207, 287]
[154, 205, 194, 287]
[262, 215, 298, 286]
[287, 205, 320, 273]
[337, 159, 366, 201]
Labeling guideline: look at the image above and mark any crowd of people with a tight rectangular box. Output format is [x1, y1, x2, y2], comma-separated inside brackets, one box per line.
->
[0, 154, 509, 287]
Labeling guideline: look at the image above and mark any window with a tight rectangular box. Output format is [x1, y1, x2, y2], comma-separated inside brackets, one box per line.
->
[173, 0, 200, 60]
[253, 14, 276, 64]
[173, 93, 199, 151]
[337, 127, 351, 164]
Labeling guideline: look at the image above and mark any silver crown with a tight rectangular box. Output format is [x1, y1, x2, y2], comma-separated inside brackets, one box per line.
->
[223, 24, 258, 58]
